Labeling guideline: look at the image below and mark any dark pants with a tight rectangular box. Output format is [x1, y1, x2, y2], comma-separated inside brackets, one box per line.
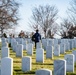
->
[35, 42, 37, 48]
[35, 41, 39, 48]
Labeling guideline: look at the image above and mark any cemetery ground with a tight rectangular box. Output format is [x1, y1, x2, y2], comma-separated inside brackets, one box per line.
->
[0, 42, 76, 75]
[10, 47, 76, 75]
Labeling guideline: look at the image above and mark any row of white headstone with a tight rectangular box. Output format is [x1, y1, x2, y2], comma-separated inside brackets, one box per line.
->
[2, 37, 76, 52]
[5, 37, 76, 50]
[1, 37, 76, 75]
[0, 55, 75, 75]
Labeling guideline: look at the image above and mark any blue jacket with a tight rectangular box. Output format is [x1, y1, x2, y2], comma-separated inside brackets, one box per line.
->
[33, 32, 41, 42]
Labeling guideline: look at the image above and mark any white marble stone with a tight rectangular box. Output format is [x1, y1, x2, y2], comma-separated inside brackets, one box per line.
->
[72, 39, 75, 48]
[26, 44, 28, 51]
[60, 43, 65, 54]
[16, 37, 20, 43]
[2, 42, 8, 47]
[61, 39, 65, 44]
[12, 41, 18, 52]
[54, 45, 60, 56]
[1, 38, 6, 43]
[72, 50, 76, 62]
[68, 39, 72, 50]
[18, 38, 23, 44]
[11, 38, 16, 47]
[42, 39, 47, 50]
[65, 42, 69, 51]
[23, 40, 27, 50]
[47, 39, 53, 46]
[65, 54, 74, 72]
[69, 39, 72, 50]
[54, 59, 66, 75]
[36, 41, 42, 49]
[26, 38, 30, 43]
[71, 39, 75, 49]
[36, 69, 52, 75]
[46, 46, 53, 59]
[16, 44, 23, 57]
[68, 43, 70, 50]
[54, 39, 58, 46]
[36, 48, 44, 63]
[74, 39, 76, 48]
[27, 43, 33, 55]
[1, 47, 9, 58]
[22, 56, 32, 72]
[58, 39, 61, 44]
[7, 37, 11, 43]
[1, 57, 13, 75]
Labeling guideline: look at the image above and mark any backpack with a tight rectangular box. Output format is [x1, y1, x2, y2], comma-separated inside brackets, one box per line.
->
[31, 35, 35, 41]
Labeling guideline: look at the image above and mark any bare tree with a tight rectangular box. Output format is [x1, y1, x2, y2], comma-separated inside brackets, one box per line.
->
[59, 19, 74, 38]
[29, 5, 58, 38]
[67, 0, 76, 25]
[0, 0, 19, 37]
[59, 0, 76, 38]
[46, 22, 59, 38]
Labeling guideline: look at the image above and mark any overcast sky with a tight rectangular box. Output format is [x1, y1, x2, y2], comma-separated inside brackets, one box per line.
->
[16, 0, 72, 33]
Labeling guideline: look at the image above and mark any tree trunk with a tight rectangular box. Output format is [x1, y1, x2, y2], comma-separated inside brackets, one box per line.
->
[1, 28, 4, 38]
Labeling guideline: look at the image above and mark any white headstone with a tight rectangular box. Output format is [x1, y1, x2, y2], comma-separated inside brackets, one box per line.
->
[1, 47, 9, 58]
[22, 56, 32, 72]
[36, 69, 52, 75]
[1, 38, 6, 43]
[36, 48, 44, 63]
[46, 46, 53, 59]
[27, 43, 33, 55]
[12, 41, 18, 52]
[60, 43, 65, 54]
[18, 38, 23, 44]
[68, 42, 70, 51]
[71, 39, 74, 49]
[16, 37, 20, 43]
[7, 37, 11, 43]
[2, 42, 8, 47]
[72, 39, 75, 48]
[54, 39, 58, 46]
[47, 39, 53, 46]
[65, 42, 69, 51]
[27, 38, 31, 43]
[58, 39, 61, 44]
[69, 39, 72, 50]
[16, 44, 23, 57]
[54, 59, 66, 75]
[75, 39, 76, 48]
[42, 39, 47, 50]
[23, 40, 27, 50]
[65, 54, 74, 72]
[36, 41, 42, 49]
[54, 45, 60, 56]
[72, 50, 76, 62]
[61, 39, 65, 44]
[11, 38, 16, 47]
[1, 57, 13, 75]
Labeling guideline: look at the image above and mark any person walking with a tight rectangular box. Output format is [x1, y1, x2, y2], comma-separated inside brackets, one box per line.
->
[32, 29, 41, 48]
